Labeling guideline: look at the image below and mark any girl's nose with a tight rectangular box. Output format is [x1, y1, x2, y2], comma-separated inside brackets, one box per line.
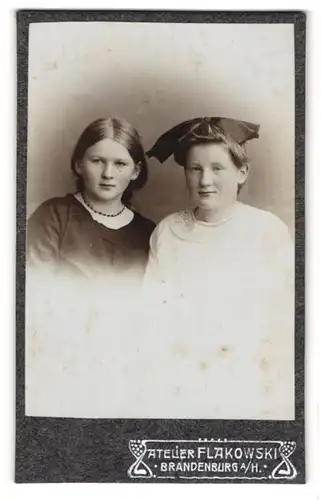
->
[101, 162, 114, 178]
[200, 169, 212, 186]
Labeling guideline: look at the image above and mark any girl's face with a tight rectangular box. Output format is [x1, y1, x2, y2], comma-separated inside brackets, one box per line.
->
[185, 142, 248, 214]
[75, 138, 140, 203]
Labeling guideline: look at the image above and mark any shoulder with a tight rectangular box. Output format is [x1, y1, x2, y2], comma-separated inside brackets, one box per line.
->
[150, 211, 190, 244]
[237, 203, 292, 239]
[237, 204, 293, 263]
[153, 211, 185, 233]
[28, 194, 78, 222]
[27, 195, 82, 242]
[132, 211, 156, 236]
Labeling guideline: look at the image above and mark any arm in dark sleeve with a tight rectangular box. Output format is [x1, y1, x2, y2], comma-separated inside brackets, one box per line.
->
[27, 199, 65, 266]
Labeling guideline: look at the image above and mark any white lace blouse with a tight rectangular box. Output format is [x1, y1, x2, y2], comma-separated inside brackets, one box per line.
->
[142, 202, 294, 419]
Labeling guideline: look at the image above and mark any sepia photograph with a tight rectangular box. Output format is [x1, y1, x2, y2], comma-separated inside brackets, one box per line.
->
[16, 10, 305, 484]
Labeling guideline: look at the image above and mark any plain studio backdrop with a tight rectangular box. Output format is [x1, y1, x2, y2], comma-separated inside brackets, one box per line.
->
[27, 22, 294, 233]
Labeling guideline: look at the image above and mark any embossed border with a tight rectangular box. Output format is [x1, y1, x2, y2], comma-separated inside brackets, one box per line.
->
[15, 10, 305, 483]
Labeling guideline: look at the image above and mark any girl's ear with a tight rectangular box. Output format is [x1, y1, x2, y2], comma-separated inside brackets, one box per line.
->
[74, 160, 82, 176]
[238, 163, 249, 186]
[131, 162, 141, 181]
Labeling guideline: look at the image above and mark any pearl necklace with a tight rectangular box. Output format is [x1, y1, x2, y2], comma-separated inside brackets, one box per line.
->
[81, 193, 126, 218]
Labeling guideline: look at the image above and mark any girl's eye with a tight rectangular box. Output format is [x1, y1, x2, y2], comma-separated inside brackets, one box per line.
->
[91, 158, 103, 164]
[191, 166, 202, 172]
[212, 165, 222, 172]
[115, 161, 127, 167]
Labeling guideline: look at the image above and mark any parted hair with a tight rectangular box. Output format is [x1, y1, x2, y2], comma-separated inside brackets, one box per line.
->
[71, 117, 148, 205]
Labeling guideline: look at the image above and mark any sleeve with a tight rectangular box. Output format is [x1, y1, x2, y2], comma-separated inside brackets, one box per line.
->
[143, 216, 181, 308]
[25, 200, 67, 394]
[143, 222, 166, 294]
[27, 199, 66, 268]
[260, 215, 295, 418]
[144, 223, 162, 280]
[265, 215, 294, 303]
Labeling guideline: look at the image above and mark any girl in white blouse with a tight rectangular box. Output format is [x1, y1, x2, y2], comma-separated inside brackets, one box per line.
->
[142, 117, 294, 420]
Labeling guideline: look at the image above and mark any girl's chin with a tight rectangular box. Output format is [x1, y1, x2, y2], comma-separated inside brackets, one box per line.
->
[197, 200, 220, 211]
[89, 191, 120, 202]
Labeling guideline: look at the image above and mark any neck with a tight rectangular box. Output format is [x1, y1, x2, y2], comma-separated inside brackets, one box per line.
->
[194, 201, 238, 224]
[82, 191, 124, 215]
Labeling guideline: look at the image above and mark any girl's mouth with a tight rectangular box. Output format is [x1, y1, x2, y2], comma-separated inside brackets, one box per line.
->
[199, 191, 217, 196]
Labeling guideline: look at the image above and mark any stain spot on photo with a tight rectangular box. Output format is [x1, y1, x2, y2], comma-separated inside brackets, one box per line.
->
[259, 357, 270, 373]
[199, 360, 208, 371]
[220, 345, 230, 354]
[171, 342, 187, 357]
[44, 61, 58, 71]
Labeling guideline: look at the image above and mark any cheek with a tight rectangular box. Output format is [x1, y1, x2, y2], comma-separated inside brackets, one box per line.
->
[118, 167, 136, 184]
[185, 173, 198, 190]
[81, 163, 99, 180]
[220, 172, 239, 189]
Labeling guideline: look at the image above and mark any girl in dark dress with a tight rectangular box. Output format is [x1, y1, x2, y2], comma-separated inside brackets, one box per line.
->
[27, 117, 155, 281]
[26, 118, 155, 417]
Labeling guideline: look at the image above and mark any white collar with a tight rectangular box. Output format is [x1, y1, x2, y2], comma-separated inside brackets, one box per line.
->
[74, 193, 134, 230]
[168, 205, 240, 242]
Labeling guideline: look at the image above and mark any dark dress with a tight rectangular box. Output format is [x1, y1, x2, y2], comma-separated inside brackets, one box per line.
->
[27, 194, 155, 280]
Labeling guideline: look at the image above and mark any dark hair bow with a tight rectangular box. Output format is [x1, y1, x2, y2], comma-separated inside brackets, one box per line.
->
[146, 116, 260, 164]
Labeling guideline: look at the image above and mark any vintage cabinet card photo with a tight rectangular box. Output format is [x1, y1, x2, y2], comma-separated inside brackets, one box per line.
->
[16, 10, 305, 483]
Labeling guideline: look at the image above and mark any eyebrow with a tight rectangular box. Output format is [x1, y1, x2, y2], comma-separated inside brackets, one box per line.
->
[89, 154, 128, 162]
[190, 162, 223, 167]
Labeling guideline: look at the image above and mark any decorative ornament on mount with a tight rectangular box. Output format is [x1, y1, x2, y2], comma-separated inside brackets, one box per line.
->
[128, 440, 153, 479]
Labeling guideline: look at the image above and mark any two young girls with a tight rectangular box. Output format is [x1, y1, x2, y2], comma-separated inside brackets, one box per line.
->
[26, 115, 294, 419]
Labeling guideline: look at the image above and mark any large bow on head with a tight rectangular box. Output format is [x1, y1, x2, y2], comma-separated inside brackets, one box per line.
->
[146, 116, 260, 164]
